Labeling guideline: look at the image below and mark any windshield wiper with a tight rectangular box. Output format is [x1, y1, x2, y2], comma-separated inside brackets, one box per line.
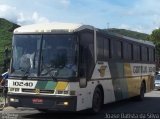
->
[20, 66, 30, 79]
[41, 65, 58, 82]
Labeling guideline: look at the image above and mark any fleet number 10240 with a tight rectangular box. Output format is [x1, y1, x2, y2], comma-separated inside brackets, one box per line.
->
[13, 81, 33, 87]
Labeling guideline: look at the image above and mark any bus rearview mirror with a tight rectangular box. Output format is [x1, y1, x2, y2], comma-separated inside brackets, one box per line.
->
[79, 78, 87, 88]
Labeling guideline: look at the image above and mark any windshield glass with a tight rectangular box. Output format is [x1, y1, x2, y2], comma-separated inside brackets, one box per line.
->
[155, 75, 160, 80]
[11, 35, 41, 77]
[11, 34, 78, 79]
[40, 35, 77, 78]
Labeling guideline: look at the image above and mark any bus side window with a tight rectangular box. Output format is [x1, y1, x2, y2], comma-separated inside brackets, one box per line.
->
[104, 38, 110, 60]
[79, 44, 86, 78]
[123, 42, 133, 61]
[79, 30, 94, 79]
[97, 34, 104, 61]
[149, 48, 154, 63]
[141, 46, 148, 62]
[133, 45, 141, 61]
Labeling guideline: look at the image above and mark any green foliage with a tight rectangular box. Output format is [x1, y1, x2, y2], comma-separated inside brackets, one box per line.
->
[104, 28, 149, 40]
[149, 28, 160, 44]
[149, 28, 160, 57]
[0, 18, 19, 68]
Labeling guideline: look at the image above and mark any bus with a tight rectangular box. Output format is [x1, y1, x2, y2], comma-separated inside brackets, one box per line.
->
[7, 23, 155, 112]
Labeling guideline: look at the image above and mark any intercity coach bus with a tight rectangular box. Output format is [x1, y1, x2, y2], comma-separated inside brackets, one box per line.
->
[7, 23, 155, 112]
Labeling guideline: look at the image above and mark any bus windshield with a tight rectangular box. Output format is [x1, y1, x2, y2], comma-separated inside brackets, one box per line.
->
[11, 34, 78, 79]
[11, 35, 41, 77]
[40, 35, 78, 78]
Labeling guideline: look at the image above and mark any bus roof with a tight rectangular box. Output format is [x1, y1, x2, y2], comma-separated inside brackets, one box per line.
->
[14, 22, 94, 33]
[14, 22, 154, 47]
[103, 31, 155, 47]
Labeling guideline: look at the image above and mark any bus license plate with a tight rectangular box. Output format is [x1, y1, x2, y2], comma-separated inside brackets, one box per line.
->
[32, 98, 43, 104]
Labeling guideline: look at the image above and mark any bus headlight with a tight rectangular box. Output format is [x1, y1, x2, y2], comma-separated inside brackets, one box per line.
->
[64, 102, 69, 106]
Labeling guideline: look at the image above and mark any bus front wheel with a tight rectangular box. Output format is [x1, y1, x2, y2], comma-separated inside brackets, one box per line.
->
[92, 87, 103, 113]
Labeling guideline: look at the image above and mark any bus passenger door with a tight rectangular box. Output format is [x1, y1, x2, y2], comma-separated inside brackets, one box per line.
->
[79, 31, 95, 88]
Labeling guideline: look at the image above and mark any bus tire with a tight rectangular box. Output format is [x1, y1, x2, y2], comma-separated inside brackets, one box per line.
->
[92, 87, 103, 113]
[137, 82, 146, 101]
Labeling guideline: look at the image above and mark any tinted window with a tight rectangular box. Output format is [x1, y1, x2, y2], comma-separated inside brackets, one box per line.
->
[79, 31, 94, 79]
[116, 41, 123, 59]
[141, 46, 148, 61]
[124, 42, 133, 60]
[149, 48, 154, 62]
[97, 34, 110, 61]
[133, 45, 141, 61]
[110, 40, 123, 59]
[97, 35, 104, 60]
[104, 39, 110, 60]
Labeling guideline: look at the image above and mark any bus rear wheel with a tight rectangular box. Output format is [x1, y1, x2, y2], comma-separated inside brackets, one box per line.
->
[92, 87, 103, 113]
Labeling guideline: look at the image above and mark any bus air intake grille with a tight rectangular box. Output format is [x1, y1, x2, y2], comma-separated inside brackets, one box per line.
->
[22, 89, 55, 94]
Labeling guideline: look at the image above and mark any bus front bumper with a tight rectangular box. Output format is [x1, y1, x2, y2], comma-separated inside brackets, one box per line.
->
[7, 93, 77, 111]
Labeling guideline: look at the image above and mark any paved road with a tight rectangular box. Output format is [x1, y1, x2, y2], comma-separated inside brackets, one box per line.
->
[1, 90, 160, 119]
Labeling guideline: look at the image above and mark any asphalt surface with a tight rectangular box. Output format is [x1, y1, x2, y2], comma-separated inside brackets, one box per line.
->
[1, 90, 160, 119]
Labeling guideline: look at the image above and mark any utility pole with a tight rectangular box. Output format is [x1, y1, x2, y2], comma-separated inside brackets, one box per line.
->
[107, 22, 110, 29]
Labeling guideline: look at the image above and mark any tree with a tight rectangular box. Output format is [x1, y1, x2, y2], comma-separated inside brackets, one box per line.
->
[150, 28, 160, 43]
[149, 28, 160, 68]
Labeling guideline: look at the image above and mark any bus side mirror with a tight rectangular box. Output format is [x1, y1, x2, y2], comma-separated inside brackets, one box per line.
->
[79, 78, 87, 88]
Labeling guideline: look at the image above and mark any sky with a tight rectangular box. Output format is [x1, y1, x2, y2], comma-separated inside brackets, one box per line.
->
[0, 0, 160, 34]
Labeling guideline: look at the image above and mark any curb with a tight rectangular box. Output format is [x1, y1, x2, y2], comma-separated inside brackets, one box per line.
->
[0, 103, 9, 111]
[2, 106, 15, 111]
